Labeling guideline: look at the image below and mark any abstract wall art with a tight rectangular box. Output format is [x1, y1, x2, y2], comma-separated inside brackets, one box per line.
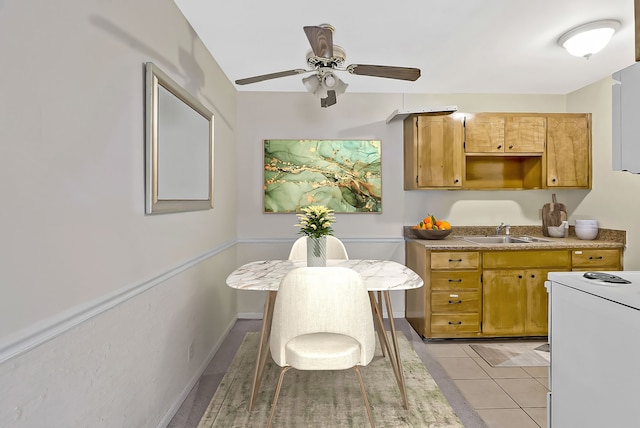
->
[264, 139, 382, 213]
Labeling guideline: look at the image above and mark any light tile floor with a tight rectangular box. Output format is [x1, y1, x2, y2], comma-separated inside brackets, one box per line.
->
[426, 341, 549, 428]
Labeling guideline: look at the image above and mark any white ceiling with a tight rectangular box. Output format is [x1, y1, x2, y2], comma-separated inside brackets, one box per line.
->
[174, 0, 636, 95]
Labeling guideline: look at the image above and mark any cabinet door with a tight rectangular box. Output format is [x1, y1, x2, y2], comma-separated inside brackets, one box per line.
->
[524, 269, 551, 335]
[416, 115, 463, 187]
[465, 114, 505, 153]
[483, 269, 526, 335]
[505, 116, 545, 153]
[547, 114, 591, 188]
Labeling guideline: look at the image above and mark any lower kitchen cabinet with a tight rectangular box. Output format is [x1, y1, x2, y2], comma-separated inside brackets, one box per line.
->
[482, 250, 571, 337]
[405, 242, 623, 339]
[570, 248, 622, 271]
[405, 241, 482, 338]
[482, 269, 526, 335]
[482, 267, 566, 336]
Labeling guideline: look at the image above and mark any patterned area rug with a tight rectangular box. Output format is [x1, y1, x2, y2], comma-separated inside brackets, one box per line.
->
[470, 342, 550, 367]
[198, 332, 463, 427]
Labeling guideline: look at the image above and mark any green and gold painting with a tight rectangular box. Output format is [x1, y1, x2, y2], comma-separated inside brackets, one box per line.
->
[264, 139, 382, 213]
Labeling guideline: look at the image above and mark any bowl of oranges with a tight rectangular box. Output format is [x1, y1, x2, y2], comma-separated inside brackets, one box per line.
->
[411, 214, 452, 240]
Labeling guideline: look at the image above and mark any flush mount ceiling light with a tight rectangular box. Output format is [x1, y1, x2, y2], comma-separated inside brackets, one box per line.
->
[558, 19, 621, 58]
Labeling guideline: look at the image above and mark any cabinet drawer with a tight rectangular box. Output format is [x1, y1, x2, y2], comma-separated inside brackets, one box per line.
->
[572, 249, 621, 269]
[431, 252, 480, 269]
[432, 291, 480, 312]
[483, 250, 570, 269]
[431, 314, 480, 333]
[431, 271, 481, 290]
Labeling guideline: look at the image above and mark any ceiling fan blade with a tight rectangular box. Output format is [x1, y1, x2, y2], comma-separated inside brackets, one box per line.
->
[320, 90, 337, 108]
[304, 25, 334, 58]
[235, 69, 307, 85]
[347, 64, 421, 81]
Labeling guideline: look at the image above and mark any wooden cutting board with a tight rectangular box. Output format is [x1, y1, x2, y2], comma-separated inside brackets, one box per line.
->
[542, 194, 567, 236]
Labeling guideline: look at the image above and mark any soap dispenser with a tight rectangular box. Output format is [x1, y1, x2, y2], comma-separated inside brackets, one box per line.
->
[561, 220, 569, 238]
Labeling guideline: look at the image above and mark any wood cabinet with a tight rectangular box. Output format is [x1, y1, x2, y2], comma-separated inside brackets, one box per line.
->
[570, 248, 622, 271]
[403, 115, 463, 189]
[405, 241, 482, 338]
[482, 251, 571, 337]
[547, 114, 591, 188]
[465, 113, 545, 153]
[429, 251, 482, 337]
[405, 243, 623, 339]
[403, 112, 591, 190]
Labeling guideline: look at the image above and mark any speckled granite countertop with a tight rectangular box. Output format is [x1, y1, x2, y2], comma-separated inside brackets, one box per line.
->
[403, 225, 626, 251]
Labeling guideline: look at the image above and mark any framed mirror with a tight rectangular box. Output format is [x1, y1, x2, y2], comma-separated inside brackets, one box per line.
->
[145, 62, 214, 214]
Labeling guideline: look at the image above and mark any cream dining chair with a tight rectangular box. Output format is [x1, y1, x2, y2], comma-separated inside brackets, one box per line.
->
[287, 235, 349, 260]
[266, 267, 376, 428]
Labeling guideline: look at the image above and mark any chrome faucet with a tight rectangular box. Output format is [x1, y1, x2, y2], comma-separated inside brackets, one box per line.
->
[496, 222, 511, 235]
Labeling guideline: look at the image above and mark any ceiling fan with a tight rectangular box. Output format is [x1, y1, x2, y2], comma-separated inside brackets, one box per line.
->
[234, 24, 421, 107]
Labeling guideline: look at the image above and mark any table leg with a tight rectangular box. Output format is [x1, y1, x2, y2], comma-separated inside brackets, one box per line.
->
[369, 291, 387, 358]
[249, 290, 276, 411]
[368, 291, 408, 410]
[383, 290, 409, 410]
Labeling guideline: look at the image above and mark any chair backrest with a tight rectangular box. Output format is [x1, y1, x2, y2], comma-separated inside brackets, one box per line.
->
[288, 236, 349, 260]
[270, 267, 375, 367]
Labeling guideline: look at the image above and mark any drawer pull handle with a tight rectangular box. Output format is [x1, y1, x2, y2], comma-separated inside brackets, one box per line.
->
[448, 300, 463, 304]
[448, 321, 463, 325]
[589, 256, 604, 260]
[449, 258, 463, 262]
[448, 278, 463, 282]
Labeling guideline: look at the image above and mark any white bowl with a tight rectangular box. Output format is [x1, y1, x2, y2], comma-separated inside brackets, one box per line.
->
[575, 227, 598, 240]
[547, 225, 566, 237]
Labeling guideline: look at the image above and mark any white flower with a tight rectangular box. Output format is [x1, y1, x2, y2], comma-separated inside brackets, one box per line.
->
[295, 205, 336, 238]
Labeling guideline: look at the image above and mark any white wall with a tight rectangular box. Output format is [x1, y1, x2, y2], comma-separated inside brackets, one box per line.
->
[0, 1, 238, 427]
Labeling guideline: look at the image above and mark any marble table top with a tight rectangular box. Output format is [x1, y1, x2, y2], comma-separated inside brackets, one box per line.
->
[226, 259, 424, 291]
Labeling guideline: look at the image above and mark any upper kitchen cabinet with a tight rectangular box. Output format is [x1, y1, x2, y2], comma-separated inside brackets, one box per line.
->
[546, 114, 591, 188]
[464, 114, 505, 153]
[403, 114, 463, 189]
[612, 62, 640, 174]
[402, 112, 591, 190]
[465, 114, 545, 153]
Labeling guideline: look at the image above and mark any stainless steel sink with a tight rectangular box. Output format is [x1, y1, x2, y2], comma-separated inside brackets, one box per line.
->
[457, 235, 550, 244]
[511, 236, 551, 243]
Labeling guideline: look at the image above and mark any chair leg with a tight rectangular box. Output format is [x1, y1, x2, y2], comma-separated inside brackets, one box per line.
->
[353, 366, 375, 428]
[266, 366, 291, 428]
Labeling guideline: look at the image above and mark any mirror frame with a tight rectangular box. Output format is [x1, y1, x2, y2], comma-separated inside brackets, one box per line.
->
[145, 62, 214, 214]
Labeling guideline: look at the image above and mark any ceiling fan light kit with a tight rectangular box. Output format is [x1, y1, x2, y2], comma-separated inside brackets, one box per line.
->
[557, 19, 621, 58]
[234, 24, 421, 107]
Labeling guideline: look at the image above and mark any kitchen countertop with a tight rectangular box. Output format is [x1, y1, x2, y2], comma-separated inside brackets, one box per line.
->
[403, 225, 626, 251]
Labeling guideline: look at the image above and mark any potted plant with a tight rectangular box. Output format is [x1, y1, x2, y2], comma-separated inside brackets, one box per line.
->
[295, 205, 336, 266]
